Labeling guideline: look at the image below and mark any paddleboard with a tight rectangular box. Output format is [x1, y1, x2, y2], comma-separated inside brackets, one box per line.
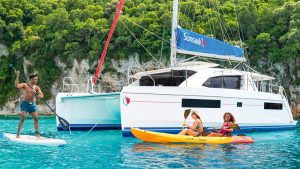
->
[3, 133, 66, 147]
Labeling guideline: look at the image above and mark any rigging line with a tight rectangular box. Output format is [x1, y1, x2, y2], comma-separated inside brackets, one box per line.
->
[203, 55, 242, 63]
[201, 57, 221, 65]
[182, 0, 189, 27]
[178, 0, 182, 26]
[190, 1, 196, 31]
[206, 0, 216, 37]
[220, 3, 243, 51]
[120, 19, 166, 69]
[210, 0, 234, 44]
[191, 0, 200, 32]
[186, 1, 193, 30]
[208, 1, 225, 41]
[235, 3, 245, 45]
[79, 103, 112, 137]
[178, 55, 200, 63]
[233, 0, 249, 62]
[218, 2, 236, 42]
[180, 55, 223, 66]
[160, 3, 168, 62]
[209, 1, 227, 41]
[160, 25, 165, 62]
[211, 1, 241, 57]
[233, 62, 242, 70]
[203, 0, 212, 36]
[96, 75, 118, 92]
[121, 15, 170, 44]
[219, 0, 238, 41]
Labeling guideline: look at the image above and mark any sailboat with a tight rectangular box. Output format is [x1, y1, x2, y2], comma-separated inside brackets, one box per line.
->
[55, 0, 125, 131]
[120, 0, 297, 136]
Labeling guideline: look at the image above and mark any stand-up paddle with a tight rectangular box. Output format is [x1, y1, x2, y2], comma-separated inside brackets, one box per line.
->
[182, 109, 191, 130]
[9, 64, 69, 130]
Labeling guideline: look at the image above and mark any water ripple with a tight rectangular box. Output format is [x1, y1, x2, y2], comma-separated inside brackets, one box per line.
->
[0, 117, 299, 168]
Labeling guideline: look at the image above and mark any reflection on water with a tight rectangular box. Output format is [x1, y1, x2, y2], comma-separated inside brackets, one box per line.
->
[125, 141, 256, 168]
[0, 116, 300, 168]
[132, 141, 251, 154]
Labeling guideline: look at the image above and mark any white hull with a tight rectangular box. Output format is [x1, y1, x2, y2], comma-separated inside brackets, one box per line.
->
[121, 86, 297, 136]
[56, 92, 121, 130]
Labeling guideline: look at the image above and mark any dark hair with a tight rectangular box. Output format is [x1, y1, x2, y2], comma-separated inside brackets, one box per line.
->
[223, 112, 235, 123]
[192, 112, 200, 119]
[29, 74, 37, 80]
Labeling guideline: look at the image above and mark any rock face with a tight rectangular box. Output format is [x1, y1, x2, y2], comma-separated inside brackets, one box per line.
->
[271, 58, 300, 118]
[0, 53, 299, 119]
[289, 58, 300, 118]
[0, 55, 162, 115]
[0, 44, 8, 57]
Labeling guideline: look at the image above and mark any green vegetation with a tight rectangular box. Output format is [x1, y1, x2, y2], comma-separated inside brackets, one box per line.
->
[0, 0, 299, 106]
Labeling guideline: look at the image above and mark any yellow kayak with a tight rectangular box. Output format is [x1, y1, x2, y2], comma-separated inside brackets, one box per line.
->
[131, 128, 254, 144]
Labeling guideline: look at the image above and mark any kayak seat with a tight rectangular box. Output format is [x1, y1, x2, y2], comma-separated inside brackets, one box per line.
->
[198, 127, 209, 137]
[223, 132, 233, 137]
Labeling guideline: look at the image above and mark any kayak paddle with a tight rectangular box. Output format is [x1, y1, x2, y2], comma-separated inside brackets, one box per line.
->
[229, 123, 240, 130]
[182, 109, 191, 130]
[9, 64, 70, 130]
[213, 124, 240, 133]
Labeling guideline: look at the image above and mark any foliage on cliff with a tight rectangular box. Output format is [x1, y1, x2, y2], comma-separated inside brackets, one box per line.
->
[0, 0, 299, 106]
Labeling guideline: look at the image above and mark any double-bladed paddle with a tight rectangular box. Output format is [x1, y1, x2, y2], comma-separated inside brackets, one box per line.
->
[229, 123, 240, 130]
[9, 64, 70, 130]
[182, 109, 191, 130]
[213, 124, 240, 133]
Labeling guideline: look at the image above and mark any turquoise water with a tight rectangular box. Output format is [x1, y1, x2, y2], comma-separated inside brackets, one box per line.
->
[0, 116, 299, 169]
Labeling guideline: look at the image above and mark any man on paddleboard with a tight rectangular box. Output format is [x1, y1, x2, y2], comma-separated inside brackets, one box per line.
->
[15, 70, 44, 138]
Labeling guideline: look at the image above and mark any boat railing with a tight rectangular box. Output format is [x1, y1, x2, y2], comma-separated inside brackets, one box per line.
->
[127, 66, 156, 86]
[62, 77, 80, 93]
[255, 81, 287, 96]
[61, 75, 122, 94]
[92, 76, 121, 93]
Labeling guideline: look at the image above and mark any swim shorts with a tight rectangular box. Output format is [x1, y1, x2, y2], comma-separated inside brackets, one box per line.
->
[20, 101, 37, 113]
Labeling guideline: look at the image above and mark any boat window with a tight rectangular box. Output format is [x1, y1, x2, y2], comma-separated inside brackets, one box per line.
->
[264, 103, 282, 110]
[182, 99, 221, 108]
[139, 70, 196, 86]
[202, 76, 241, 89]
[256, 81, 271, 92]
[237, 102, 242, 107]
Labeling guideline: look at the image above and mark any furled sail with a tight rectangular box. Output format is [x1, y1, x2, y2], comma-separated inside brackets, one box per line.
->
[176, 28, 245, 62]
[93, 0, 125, 84]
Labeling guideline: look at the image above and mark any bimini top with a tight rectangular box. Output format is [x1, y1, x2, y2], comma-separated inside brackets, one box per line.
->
[176, 28, 245, 62]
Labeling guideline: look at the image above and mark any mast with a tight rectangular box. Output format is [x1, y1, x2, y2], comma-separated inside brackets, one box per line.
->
[170, 0, 179, 67]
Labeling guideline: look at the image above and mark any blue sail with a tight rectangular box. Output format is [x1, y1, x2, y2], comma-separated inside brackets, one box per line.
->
[176, 28, 244, 61]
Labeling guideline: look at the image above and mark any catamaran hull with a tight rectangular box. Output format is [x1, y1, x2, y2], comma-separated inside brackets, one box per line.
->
[121, 86, 297, 136]
[56, 92, 121, 130]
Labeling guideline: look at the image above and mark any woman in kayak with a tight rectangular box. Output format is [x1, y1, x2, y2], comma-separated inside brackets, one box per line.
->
[178, 110, 204, 136]
[207, 112, 236, 137]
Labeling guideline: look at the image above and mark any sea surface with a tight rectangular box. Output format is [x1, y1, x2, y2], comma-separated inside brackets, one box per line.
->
[0, 116, 299, 169]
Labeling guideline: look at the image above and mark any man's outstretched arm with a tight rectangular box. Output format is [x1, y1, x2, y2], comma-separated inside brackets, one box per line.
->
[15, 71, 24, 89]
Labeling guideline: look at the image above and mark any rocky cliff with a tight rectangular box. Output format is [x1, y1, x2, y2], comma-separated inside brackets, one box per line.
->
[1, 50, 299, 119]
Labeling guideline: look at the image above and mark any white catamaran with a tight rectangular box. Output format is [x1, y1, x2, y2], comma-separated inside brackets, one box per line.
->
[120, 0, 297, 136]
[55, 1, 125, 131]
